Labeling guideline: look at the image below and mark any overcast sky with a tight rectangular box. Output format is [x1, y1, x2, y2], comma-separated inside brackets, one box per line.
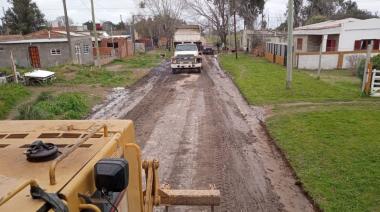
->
[0, 0, 379, 27]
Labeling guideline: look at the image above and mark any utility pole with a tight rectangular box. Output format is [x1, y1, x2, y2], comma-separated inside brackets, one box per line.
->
[317, 42, 323, 79]
[120, 14, 124, 30]
[228, 2, 232, 50]
[286, 0, 294, 89]
[132, 15, 135, 55]
[233, 0, 238, 59]
[62, 0, 73, 62]
[362, 43, 373, 93]
[91, 0, 101, 67]
[111, 25, 115, 57]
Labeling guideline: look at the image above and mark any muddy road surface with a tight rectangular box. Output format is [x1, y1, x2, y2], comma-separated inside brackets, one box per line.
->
[90, 57, 314, 212]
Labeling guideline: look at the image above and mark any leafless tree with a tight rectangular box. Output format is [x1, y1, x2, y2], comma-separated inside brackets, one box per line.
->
[186, 0, 229, 45]
[347, 54, 366, 76]
[143, 0, 186, 43]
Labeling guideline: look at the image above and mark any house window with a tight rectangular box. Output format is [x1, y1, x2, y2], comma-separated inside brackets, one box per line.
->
[50, 48, 61, 55]
[297, 38, 303, 50]
[354, 40, 380, 51]
[326, 39, 336, 52]
[83, 44, 89, 54]
[75, 45, 81, 55]
[107, 42, 119, 48]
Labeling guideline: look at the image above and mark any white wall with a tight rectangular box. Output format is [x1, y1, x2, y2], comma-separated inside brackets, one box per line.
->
[343, 52, 380, 69]
[339, 19, 380, 51]
[298, 54, 339, 70]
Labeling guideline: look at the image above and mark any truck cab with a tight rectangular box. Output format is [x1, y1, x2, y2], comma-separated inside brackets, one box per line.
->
[171, 43, 202, 74]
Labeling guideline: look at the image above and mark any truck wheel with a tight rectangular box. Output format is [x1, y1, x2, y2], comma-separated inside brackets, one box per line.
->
[172, 68, 177, 74]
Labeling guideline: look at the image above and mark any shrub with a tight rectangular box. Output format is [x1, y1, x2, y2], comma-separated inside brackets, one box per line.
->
[346, 55, 365, 76]
[356, 59, 366, 80]
[371, 54, 380, 70]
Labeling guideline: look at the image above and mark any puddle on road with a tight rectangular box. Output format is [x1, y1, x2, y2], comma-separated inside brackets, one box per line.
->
[175, 74, 200, 87]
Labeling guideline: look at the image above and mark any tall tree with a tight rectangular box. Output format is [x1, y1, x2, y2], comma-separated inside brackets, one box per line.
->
[83, 21, 93, 31]
[293, 0, 303, 27]
[235, 0, 265, 30]
[186, 0, 229, 45]
[144, 0, 186, 41]
[53, 16, 73, 27]
[2, 0, 47, 34]
[333, 0, 377, 20]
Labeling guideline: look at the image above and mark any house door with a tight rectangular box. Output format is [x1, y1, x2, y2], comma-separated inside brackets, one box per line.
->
[28, 46, 41, 68]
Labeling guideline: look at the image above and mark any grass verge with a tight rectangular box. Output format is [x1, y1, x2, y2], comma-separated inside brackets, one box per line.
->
[17, 92, 90, 120]
[219, 53, 380, 211]
[267, 105, 380, 212]
[219, 54, 361, 105]
[0, 84, 30, 119]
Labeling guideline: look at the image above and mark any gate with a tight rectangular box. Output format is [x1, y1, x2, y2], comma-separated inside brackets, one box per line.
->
[371, 69, 380, 97]
[28, 46, 41, 68]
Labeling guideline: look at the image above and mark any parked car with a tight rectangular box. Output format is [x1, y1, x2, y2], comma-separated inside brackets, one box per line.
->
[203, 46, 214, 55]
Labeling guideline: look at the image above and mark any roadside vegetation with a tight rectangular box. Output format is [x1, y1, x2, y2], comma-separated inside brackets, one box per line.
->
[0, 84, 30, 119]
[18, 92, 89, 120]
[268, 105, 380, 212]
[220, 54, 361, 105]
[220, 53, 380, 211]
[0, 51, 164, 120]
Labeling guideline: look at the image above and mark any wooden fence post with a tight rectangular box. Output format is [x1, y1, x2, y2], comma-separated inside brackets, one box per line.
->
[10, 51, 18, 84]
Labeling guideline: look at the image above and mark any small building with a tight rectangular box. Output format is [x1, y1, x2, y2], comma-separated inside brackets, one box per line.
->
[0, 30, 93, 68]
[97, 35, 133, 58]
[241, 30, 287, 52]
[293, 18, 380, 69]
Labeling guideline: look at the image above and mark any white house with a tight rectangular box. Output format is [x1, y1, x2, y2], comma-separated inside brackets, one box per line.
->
[293, 18, 380, 69]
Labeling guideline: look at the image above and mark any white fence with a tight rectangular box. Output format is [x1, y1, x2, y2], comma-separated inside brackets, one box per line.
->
[296, 51, 380, 70]
[371, 69, 380, 97]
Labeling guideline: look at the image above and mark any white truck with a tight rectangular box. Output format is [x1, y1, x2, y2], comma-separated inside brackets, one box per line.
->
[171, 25, 203, 74]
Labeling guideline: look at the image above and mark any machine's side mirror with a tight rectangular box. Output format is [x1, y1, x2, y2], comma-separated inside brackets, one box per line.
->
[94, 158, 129, 192]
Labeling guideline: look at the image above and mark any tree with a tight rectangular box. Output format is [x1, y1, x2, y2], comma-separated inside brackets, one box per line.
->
[293, 0, 303, 27]
[305, 15, 328, 25]
[302, 0, 378, 24]
[53, 16, 73, 27]
[83, 21, 93, 31]
[2, 0, 47, 34]
[332, 0, 377, 20]
[115, 21, 125, 30]
[235, 0, 265, 30]
[186, 0, 229, 45]
[144, 0, 186, 37]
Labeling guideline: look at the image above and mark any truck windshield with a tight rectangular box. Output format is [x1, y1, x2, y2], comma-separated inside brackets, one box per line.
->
[176, 44, 198, 51]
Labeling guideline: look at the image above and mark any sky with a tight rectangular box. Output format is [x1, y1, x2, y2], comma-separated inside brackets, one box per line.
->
[0, 0, 379, 28]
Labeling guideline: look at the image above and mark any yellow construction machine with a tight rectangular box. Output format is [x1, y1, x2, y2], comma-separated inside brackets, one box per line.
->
[0, 120, 220, 212]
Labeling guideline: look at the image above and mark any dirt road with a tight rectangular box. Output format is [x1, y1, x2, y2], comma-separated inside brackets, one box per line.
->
[90, 56, 314, 212]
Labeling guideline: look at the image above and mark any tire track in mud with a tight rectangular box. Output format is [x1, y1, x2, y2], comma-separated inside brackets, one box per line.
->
[90, 56, 314, 212]
[194, 62, 282, 212]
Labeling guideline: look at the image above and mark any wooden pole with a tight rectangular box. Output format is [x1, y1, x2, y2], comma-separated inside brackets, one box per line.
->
[286, 0, 294, 89]
[91, 0, 101, 67]
[132, 15, 136, 55]
[361, 43, 372, 93]
[233, 0, 238, 59]
[62, 0, 73, 63]
[10, 51, 18, 84]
